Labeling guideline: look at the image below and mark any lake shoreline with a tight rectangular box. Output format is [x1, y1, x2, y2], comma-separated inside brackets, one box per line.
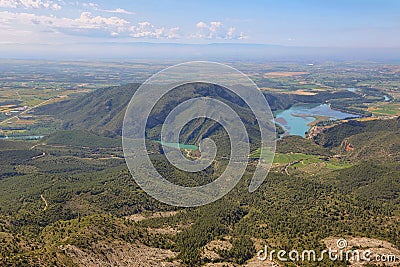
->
[329, 104, 367, 117]
[274, 103, 359, 137]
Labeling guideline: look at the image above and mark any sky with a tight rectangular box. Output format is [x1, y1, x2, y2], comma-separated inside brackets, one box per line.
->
[0, 0, 399, 59]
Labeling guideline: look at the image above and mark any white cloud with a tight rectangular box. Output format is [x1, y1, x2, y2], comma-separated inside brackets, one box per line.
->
[0, 9, 245, 42]
[166, 27, 180, 39]
[193, 21, 246, 40]
[76, 12, 128, 28]
[0, 10, 180, 40]
[103, 8, 134, 15]
[82, 2, 98, 9]
[239, 32, 248, 40]
[196, 21, 207, 29]
[82, 2, 134, 15]
[129, 21, 179, 39]
[0, 0, 61, 10]
[0, 11, 129, 36]
[209, 21, 222, 31]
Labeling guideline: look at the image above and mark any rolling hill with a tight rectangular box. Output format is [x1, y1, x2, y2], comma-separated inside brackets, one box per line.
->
[1, 98, 400, 266]
[36, 84, 140, 137]
[36, 82, 363, 143]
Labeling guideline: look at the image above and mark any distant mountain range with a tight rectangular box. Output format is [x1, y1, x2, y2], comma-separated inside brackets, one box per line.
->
[2, 42, 400, 61]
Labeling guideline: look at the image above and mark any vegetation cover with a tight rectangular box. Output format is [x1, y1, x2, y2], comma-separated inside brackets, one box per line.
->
[0, 81, 399, 266]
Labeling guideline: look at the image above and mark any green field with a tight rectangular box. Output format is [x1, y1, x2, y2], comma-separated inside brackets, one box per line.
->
[370, 103, 400, 116]
[273, 152, 322, 164]
[250, 149, 323, 164]
[252, 150, 354, 170]
[249, 147, 275, 159]
[324, 161, 353, 170]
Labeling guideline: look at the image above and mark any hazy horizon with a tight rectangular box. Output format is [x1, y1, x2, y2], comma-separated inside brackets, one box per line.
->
[1, 42, 400, 62]
[1, 0, 399, 61]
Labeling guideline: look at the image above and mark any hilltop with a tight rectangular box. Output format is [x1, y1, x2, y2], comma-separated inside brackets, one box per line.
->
[36, 82, 362, 141]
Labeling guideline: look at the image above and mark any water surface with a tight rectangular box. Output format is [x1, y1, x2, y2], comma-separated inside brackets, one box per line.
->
[0, 135, 43, 140]
[274, 104, 358, 137]
[156, 140, 198, 150]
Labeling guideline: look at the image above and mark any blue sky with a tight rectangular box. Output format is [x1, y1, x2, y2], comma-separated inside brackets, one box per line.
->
[0, 0, 399, 58]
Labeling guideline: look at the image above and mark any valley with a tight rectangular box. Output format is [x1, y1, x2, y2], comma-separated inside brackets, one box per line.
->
[1, 0, 399, 265]
[0, 60, 399, 266]
[0, 60, 399, 140]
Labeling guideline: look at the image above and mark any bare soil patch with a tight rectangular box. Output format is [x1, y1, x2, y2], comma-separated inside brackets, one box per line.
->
[264, 72, 309, 78]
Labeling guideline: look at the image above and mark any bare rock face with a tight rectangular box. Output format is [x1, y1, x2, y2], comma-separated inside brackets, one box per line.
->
[341, 138, 354, 152]
[307, 126, 326, 139]
[324, 237, 400, 266]
[59, 241, 182, 267]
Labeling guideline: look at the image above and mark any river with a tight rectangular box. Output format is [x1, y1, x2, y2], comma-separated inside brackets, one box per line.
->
[0, 135, 43, 140]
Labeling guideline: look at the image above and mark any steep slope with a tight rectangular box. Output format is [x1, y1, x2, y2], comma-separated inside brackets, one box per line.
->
[37, 83, 264, 143]
[344, 130, 400, 161]
[36, 83, 140, 137]
[0, 117, 399, 266]
[313, 117, 399, 147]
[37, 83, 361, 140]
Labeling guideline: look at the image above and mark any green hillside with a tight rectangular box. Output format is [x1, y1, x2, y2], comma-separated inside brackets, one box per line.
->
[0, 116, 399, 266]
[36, 83, 141, 137]
[313, 117, 399, 147]
[37, 83, 265, 147]
[36, 83, 362, 141]
[42, 130, 122, 148]
[3, 81, 399, 266]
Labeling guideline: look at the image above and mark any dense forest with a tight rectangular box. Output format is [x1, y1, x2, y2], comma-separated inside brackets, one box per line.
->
[0, 83, 399, 266]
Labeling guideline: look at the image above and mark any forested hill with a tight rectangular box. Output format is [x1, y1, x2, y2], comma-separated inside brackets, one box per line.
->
[37, 83, 261, 142]
[313, 117, 400, 162]
[313, 117, 400, 147]
[0, 116, 399, 266]
[36, 82, 361, 138]
[36, 83, 141, 137]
